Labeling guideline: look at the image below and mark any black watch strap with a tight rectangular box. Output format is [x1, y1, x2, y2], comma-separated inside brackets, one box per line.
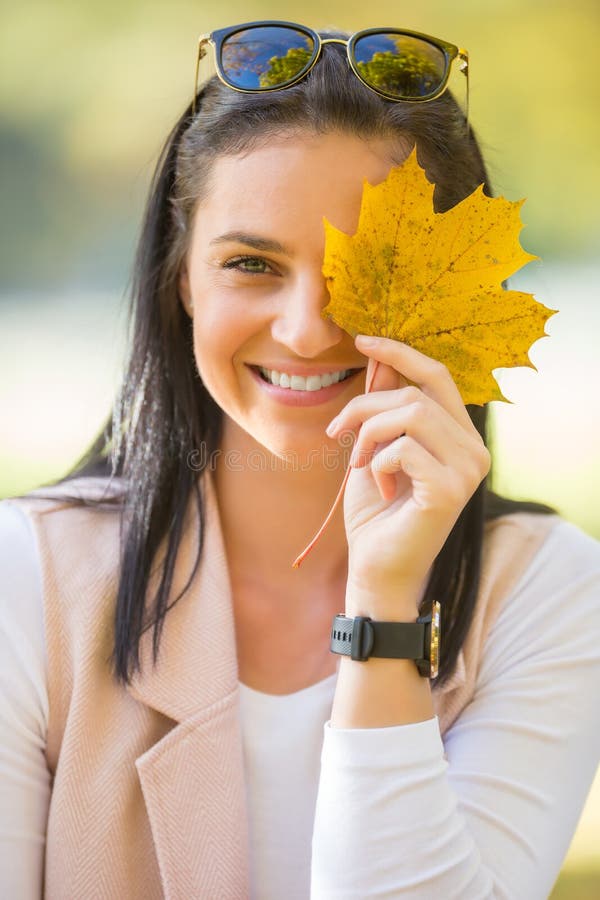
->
[330, 604, 440, 678]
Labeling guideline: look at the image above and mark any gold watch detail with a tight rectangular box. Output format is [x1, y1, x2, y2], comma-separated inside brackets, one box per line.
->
[429, 600, 441, 679]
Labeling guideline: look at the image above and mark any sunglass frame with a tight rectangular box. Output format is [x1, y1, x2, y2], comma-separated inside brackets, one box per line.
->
[192, 20, 468, 114]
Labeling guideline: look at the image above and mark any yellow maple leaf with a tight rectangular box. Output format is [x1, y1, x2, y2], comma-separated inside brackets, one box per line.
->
[321, 148, 557, 405]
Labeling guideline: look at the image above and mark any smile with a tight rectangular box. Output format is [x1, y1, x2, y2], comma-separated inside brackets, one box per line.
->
[257, 366, 357, 391]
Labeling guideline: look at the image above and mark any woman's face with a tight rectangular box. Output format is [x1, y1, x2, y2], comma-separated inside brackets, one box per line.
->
[179, 130, 406, 461]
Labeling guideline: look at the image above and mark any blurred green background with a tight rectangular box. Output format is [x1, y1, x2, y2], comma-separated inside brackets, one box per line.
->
[1, 1, 599, 894]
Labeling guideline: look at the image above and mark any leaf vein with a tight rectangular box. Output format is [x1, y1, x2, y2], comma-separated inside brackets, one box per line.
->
[425, 219, 497, 294]
[415, 310, 544, 340]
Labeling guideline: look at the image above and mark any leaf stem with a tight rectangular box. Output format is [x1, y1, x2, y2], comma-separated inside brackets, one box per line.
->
[291, 361, 380, 568]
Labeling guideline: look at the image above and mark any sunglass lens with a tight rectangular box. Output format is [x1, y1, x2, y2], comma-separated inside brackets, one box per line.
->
[353, 33, 447, 99]
[220, 26, 316, 90]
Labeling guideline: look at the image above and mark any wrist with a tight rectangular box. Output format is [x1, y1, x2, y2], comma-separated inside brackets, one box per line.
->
[345, 574, 426, 621]
[330, 602, 441, 678]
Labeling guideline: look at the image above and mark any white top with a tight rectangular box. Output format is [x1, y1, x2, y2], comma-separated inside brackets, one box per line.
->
[1, 500, 599, 900]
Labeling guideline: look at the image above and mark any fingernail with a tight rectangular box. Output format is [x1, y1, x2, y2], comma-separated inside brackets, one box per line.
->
[356, 334, 376, 347]
[326, 417, 338, 436]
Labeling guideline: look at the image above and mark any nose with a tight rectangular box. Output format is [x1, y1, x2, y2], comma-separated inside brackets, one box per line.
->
[270, 271, 344, 358]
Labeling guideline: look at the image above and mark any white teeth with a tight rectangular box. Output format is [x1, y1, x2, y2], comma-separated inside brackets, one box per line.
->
[305, 375, 322, 392]
[258, 367, 351, 390]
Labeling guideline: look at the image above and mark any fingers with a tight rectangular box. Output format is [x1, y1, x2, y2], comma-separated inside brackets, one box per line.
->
[365, 432, 487, 516]
[338, 386, 458, 450]
[355, 334, 474, 430]
[371, 434, 442, 484]
[348, 400, 490, 493]
[328, 335, 491, 506]
[365, 356, 409, 394]
[346, 392, 481, 469]
[332, 379, 490, 505]
[369, 436, 467, 512]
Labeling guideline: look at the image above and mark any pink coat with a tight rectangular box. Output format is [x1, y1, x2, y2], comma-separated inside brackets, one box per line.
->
[13, 474, 556, 899]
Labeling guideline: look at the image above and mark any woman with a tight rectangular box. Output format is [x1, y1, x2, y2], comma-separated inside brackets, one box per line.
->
[1, 22, 599, 900]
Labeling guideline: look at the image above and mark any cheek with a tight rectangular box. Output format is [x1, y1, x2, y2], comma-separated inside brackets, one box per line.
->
[191, 317, 232, 382]
[189, 302, 254, 409]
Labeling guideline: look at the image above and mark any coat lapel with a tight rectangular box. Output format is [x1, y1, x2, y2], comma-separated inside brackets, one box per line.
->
[126, 470, 249, 898]
[121, 465, 470, 897]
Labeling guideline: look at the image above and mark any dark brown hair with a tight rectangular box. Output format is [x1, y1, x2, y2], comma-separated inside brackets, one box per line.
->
[11, 33, 553, 688]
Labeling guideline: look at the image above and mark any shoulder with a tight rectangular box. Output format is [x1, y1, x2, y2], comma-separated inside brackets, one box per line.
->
[4, 476, 127, 615]
[500, 515, 600, 623]
[0, 495, 40, 565]
[5, 475, 126, 547]
[512, 515, 600, 580]
[6, 474, 127, 516]
[479, 515, 600, 687]
[0, 497, 43, 628]
[474, 512, 563, 621]
[0, 498, 49, 737]
[483, 511, 600, 589]
[466, 511, 599, 674]
[483, 509, 562, 551]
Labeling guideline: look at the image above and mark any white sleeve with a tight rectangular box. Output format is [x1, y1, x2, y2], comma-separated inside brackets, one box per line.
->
[311, 519, 600, 899]
[0, 500, 51, 900]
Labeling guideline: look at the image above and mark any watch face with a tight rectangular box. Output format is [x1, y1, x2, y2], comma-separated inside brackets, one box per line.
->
[430, 601, 441, 678]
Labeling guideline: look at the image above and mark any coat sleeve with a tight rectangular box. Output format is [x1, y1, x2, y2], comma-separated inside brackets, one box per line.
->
[311, 520, 600, 899]
[0, 500, 51, 900]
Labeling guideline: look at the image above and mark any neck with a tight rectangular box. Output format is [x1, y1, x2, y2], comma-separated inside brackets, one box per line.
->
[212, 421, 349, 594]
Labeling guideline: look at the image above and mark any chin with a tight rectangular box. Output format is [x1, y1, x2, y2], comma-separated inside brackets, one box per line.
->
[251, 427, 349, 475]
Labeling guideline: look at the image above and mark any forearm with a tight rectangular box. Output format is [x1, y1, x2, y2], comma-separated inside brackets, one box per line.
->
[330, 655, 434, 728]
[313, 523, 600, 900]
[311, 717, 495, 900]
[330, 583, 434, 729]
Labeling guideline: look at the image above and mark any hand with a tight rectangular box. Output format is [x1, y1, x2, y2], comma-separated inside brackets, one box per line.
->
[327, 334, 491, 616]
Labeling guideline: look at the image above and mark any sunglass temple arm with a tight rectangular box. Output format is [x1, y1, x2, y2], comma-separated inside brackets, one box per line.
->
[458, 49, 469, 132]
[192, 35, 211, 116]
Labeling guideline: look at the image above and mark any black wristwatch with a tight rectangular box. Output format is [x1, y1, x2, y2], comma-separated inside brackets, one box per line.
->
[329, 601, 441, 678]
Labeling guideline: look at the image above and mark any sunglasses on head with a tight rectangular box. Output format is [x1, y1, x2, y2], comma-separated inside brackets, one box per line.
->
[192, 20, 469, 116]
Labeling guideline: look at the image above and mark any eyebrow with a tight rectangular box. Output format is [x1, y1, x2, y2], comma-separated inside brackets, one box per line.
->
[209, 231, 290, 254]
